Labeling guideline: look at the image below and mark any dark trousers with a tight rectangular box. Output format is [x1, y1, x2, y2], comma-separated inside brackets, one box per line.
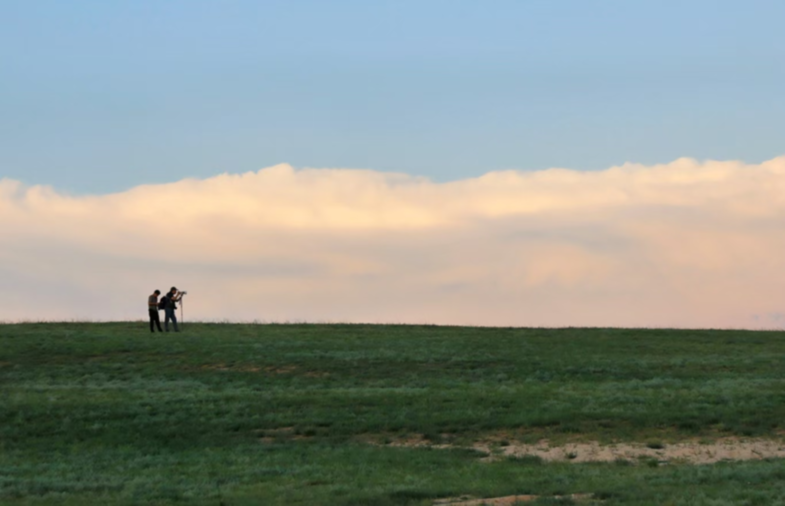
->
[149, 309, 163, 332]
[165, 307, 179, 332]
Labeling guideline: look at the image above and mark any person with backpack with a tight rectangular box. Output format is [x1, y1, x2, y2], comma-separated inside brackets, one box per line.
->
[148, 290, 163, 332]
[162, 286, 183, 332]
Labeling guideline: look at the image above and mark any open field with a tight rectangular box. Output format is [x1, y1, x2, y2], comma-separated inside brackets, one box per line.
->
[1, 323, 785, 505]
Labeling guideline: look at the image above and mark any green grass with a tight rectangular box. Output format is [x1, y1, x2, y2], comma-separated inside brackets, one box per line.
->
[1, 323, 785, 505]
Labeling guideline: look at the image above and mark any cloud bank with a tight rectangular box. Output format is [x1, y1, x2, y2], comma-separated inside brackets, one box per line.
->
[2, 157, 785, 328]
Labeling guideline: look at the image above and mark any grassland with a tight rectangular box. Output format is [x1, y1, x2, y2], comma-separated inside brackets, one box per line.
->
[1, 323, 784, 505]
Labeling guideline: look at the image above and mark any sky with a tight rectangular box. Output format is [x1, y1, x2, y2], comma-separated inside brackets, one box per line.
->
[1, 1, 784, 327]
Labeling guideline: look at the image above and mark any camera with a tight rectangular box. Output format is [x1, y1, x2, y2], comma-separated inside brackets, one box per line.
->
[180, 291, 187, 295]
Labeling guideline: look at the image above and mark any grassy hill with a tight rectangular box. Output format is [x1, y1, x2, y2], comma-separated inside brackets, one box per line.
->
[1, 323, 784, 505]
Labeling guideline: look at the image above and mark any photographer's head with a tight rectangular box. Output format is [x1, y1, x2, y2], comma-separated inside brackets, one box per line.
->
[170, 286, 177, 295]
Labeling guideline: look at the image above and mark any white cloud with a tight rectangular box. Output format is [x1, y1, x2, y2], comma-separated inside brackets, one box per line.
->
[2, 156, 785, 328]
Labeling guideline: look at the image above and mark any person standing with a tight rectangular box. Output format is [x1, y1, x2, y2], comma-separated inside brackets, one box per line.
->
[148, 290, 163, 332]
[163, 286, 182, 332]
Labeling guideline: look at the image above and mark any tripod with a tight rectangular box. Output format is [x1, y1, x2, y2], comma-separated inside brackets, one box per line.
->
[180, 294, 185, 330]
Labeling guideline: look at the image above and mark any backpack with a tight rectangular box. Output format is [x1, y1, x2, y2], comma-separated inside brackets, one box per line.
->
[158, 296, 168, 310]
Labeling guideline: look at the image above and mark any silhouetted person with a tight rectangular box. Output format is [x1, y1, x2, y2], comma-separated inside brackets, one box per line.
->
[164, 286, 182, 332]
[148, 290, 163, 332]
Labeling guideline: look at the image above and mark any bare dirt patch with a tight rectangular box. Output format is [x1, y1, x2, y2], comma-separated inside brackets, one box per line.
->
[264, 365, 298, 374]
[256, 426, 315, 443]
[485, 438, 785, 464]
[199, 362, 262, 372]
[383, 433, 453, 449]
[434, 493, 592, 505]
[365, 434, 785, 465]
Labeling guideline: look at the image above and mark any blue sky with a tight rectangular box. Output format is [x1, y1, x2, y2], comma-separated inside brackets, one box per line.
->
[2, 0, 784, 194]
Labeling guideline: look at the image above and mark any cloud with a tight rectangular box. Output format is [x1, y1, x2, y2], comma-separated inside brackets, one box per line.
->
[2, 156, 785, 328]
